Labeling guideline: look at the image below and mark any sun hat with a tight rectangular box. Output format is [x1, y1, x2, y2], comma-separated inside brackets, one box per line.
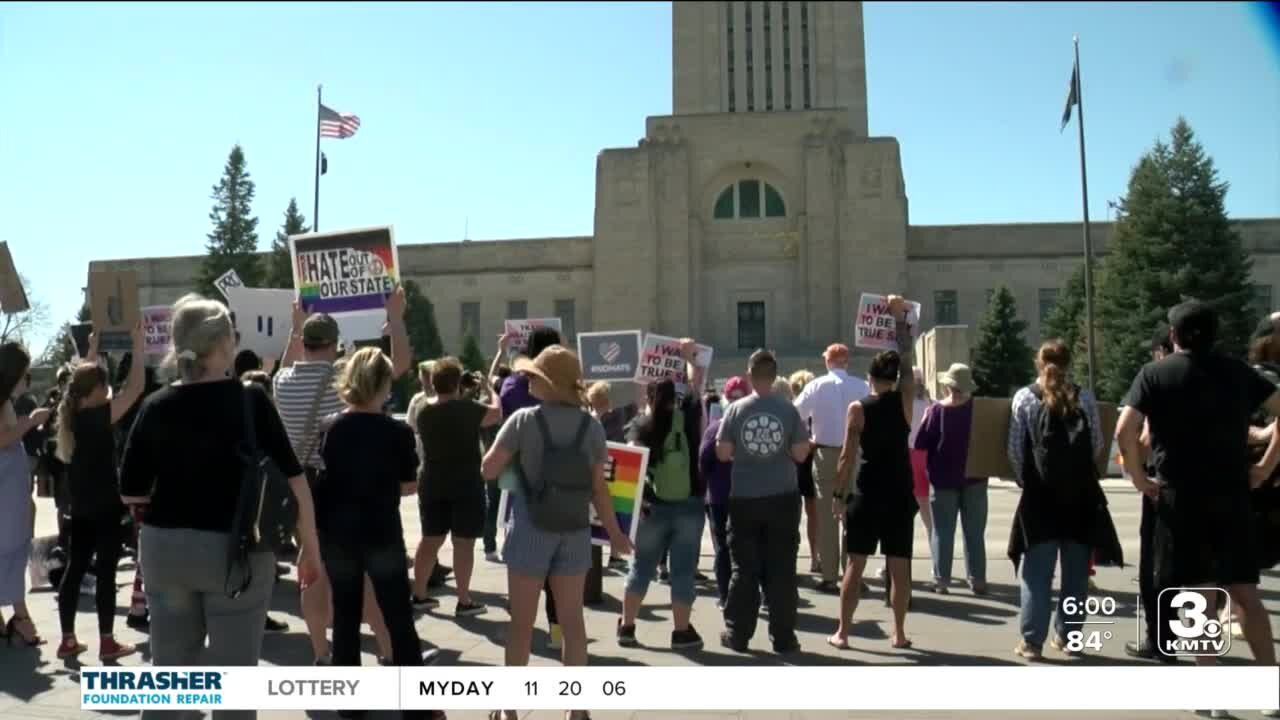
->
[513, 345, 586, 406]
[937, 363, 977, 394]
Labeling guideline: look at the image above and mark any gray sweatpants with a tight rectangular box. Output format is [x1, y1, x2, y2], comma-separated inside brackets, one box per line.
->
[139, 525, 275, 720]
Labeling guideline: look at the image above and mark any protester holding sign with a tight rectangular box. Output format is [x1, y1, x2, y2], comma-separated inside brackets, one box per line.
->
[828, 295, 917, 652]
[52, 325, 145, 662]
[291, 226, 400, 315]
[854, 293, 921, 352]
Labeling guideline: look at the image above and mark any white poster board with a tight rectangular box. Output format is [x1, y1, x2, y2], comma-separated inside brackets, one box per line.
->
[224, 287, 295, 359]
[141, 306, 173, 359]
[854, 293, 922, 351]
[636, 333, 712, 387]
[213, 269, 244, 301]
[504, 318, 563, 355]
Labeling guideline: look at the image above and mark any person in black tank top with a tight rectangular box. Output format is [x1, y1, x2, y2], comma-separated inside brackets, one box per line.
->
[828, 295, 918, 652]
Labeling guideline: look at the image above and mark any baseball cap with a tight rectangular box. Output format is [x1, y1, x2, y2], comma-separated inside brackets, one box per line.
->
[302, 313, 340, 348]
[823, 343, 850, 362]
[722, 376, 750, 400]
[1167, 300, 1217, 352]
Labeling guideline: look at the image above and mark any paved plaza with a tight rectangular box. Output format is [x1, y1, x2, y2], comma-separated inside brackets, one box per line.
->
[3, 483, 1278, 720]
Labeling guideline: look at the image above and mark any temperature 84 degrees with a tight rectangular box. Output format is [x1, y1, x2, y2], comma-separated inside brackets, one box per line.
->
[1062, 596, 1120, 653]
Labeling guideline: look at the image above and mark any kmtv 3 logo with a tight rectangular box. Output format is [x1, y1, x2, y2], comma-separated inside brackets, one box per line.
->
[1158, 587, 1231, 657]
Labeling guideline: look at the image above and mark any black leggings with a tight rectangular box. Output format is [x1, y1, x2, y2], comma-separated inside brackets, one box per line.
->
[321, 537, 423, 668]
[58, 512, 123, 636]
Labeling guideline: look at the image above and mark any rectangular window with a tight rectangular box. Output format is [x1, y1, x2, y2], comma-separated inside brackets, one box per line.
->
[554, 299, 576, 344]
[738, 179, 761, 217]
[782, 2, 791, 110]
[726, 2, 735, 112]
[506, 300, 527, 320]
[1038, 288, 1060, 326]
[737, 301, 766, 350]
[934, 290, 958, 326]
[1254, 284, 1273, 320]
[801, 1, 811, 109]
[745, 2, 754, 111]
[460, 302, 480, 340]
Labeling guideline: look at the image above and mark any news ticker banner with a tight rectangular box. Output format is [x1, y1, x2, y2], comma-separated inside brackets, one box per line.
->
[80, 667, 1279, 712]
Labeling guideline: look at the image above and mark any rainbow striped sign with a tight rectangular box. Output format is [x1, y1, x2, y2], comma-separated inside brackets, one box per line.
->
[289, 225, 399, 315]
[590, 442, 649, 547]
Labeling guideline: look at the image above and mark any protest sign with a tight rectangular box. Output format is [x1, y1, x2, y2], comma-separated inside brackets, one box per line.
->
[504, 318, 563, 356]
[70, 323, 93, 359]
[87, 270, 139, 352]
[854, 293, 922, 351]
[577, 330, 642, 381]
[290, 226, 399, 315]
[0, 242, 29, 314]
[225, 286, 295, 359]
[212, 269, 244, 301]
[965, 397, 1120, 480]
[636, 333, 713, 386]
[141, 306, 172, 359]
[497, 442, 649, 549]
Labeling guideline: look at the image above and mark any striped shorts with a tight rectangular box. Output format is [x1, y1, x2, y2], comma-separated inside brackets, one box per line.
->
[502, 493, 592, 578]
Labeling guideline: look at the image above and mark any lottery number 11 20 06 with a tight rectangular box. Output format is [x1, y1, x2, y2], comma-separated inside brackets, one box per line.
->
[524, 682, 626, 697]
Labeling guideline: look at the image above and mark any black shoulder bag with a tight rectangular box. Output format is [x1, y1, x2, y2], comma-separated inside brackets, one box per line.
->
[226, 386, 292, 598]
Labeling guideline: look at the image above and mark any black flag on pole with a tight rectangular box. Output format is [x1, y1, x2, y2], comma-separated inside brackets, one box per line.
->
[321, 152, 328, 176]
[1060, 63, 1078, 133]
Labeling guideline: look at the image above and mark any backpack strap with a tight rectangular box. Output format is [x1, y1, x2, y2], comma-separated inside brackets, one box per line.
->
[570, 412, 592, 451]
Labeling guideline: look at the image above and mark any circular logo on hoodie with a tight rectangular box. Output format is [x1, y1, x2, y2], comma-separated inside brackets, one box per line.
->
[741, 413, 784, 458]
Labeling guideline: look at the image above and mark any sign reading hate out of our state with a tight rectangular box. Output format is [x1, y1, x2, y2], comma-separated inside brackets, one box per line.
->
[290, 226, 400, 315]
[854, 292, 922, 351]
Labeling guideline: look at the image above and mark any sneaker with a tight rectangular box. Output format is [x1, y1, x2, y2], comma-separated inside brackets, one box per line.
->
[671, 626, 704, 651]
[125, 613, 150, 632]
[56, 638, 88, 659]
[772, 636, 801, 654]
[548, 623, 563, 650]
[616, 620, 638, 647]
[694, 571, 709, 582]
[412, 594, 440, 610]
[1013, 640, 1043, 661]
[484, 552, 501, 563]
[428, 565, 452, 589]
[1049, 635, 1082, 658]
[719, 630, 749, 653]
[99, 638, 138, 662]
[932, 581, 950, 595]
[264, 615, 289, 632]
[455, 601, 487, 618]
[815, 580, 840, 595]
[969, 579, 989, 596]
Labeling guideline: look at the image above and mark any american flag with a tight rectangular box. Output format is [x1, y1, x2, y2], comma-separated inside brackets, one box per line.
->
[319, 103, 360, 139]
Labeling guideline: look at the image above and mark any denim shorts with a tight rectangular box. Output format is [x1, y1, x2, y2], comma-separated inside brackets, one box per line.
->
[501, 493, 592, 578]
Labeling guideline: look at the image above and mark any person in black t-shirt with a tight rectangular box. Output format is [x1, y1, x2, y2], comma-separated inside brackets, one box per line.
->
[1117, 300, 1280, 667]
[318, 347, 441, 687]
[51, 326, 146, 662]
[412, 356, 501, 617]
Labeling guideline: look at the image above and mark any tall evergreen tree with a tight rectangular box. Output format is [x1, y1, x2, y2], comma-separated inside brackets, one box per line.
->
[40, 305, 90, 367]
[1094, 118, 1254, 401]
[459, 334, 487, 373]
[971, 286, 1034, 397]
[1040, 263, 1093, 380]
[390, 279, 446, 409]
[265, 198, 309, 288]
[198, 145, 262, 295]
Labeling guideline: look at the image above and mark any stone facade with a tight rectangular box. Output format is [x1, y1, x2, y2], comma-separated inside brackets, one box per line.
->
[88, 1, 1280, 380]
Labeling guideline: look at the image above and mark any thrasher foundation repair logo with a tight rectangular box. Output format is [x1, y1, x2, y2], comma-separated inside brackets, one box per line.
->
[1158, 587, 1232, 657]
[741, 413, 785, 458]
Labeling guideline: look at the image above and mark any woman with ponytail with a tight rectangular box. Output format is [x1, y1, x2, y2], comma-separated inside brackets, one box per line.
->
[52, 326, 145, 661]
[0, 341, 52, 646]
[1006, 339, 1109, 661]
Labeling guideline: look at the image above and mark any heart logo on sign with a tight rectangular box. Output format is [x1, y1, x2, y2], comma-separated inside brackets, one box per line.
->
[601, 342, 622, 363]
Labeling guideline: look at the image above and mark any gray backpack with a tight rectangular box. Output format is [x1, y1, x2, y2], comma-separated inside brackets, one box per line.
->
[515, 408, 595, 532]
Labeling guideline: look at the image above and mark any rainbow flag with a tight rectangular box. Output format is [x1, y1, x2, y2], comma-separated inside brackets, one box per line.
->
[591, 443, 649, 547]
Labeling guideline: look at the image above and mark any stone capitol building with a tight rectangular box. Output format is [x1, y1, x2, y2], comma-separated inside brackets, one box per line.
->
[93, 1, 1280, 378]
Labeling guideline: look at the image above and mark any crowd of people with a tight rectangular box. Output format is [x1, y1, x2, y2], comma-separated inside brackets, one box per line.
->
[0, 288, 1277, 719]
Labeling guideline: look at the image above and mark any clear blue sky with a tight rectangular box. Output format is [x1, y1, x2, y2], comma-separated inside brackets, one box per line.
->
[2, 1, 1278, 356]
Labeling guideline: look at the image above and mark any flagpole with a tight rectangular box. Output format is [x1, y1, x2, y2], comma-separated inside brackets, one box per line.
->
[1074, 36, 1098, 397]
[313, 84, 322, 232]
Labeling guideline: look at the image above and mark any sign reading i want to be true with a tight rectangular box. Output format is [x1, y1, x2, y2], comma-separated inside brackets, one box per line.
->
[576, 330, 642, 381]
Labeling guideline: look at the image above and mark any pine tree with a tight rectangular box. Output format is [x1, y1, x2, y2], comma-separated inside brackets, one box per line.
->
[390, 279, 446, 409]
[1095, 117, 1254, 401]
[40, 305, 90, 367]
[1040, 263, 1094, 380]
[198, 145, 262, 295]
[971, 286, 1034, 397]
[265, 198, 308, 288]
[460, 334, 487, 373]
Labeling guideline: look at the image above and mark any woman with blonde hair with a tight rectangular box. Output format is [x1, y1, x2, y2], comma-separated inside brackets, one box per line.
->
[52, 326, 145, 661]
[788, 371, 820, 573]
[315, 348, 441, 702]
[120, 295, 320, 717]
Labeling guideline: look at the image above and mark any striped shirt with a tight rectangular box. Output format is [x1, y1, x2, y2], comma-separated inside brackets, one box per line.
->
[273, 361, 344, 469]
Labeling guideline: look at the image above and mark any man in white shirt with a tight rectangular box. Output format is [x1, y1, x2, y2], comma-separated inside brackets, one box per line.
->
[793, 343, 869, 592]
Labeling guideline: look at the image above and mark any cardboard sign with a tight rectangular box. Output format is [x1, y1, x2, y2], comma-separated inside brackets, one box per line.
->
[577, 330, 643, 381]
[0, 243, 29, 313]
[141, 306, 172, 358]
[70, 323, 93, 359]
[213, 268, 244, 300]
[291, 226, 399, 315]
[497, 442, 649, 549]
[854, 293, 922, 351]
[87, 271, 139, 352]
[636, 333, 712, 385]
[504, 318, 563, 355]
[224, 286, 295, 360]
[965, 396, 1121, 480]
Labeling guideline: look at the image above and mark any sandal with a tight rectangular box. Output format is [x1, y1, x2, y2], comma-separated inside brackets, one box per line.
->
[7, 616, 45, 647]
